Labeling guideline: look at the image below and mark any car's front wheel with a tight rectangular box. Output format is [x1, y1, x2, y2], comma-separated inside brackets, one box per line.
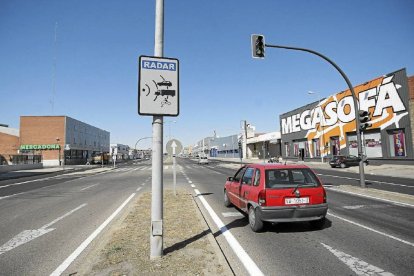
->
[224, 190, 232, 207]
[340, 163, 346, 168]
[248, 206, 264, 232]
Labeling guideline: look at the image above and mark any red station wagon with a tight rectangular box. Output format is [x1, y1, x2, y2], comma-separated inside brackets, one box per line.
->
[224, 164, 328, 232]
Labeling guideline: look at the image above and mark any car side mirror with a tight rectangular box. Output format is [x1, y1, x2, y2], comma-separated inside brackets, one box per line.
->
[227, 176, 233, 181]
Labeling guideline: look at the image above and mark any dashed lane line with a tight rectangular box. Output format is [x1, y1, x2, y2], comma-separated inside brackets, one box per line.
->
[328, 212, 414, 247]
[321, 242, 394, 276]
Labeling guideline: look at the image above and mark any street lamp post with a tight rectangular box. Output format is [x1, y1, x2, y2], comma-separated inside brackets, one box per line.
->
[56, 137, 61, 166]
[264, 43, 366, 188]
[164, 120, 176, 141]
[135, 137, 152, 159]
[308, 91, 325, 163]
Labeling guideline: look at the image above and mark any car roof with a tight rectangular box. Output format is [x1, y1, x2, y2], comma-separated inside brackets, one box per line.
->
[244, 163, 311, 170]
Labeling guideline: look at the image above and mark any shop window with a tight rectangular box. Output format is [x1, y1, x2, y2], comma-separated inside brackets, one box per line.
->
[284, 142, 290, 157]
[347, 135, 358, 156]
[388, 129, 406, 157]
[313, 139, 320, 157]
[293, 143, 299, 157]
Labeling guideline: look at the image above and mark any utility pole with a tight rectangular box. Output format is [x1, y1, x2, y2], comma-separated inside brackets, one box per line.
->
[243, 120, 248, 159]
[151, 0, 164, 259]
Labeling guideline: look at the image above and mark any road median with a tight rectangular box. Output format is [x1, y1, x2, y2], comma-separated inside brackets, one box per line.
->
[70, 189, 233, 275]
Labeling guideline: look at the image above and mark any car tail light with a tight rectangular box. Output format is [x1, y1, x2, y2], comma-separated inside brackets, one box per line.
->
[322, 188, 327, 203]
[258, 189, 266, 206]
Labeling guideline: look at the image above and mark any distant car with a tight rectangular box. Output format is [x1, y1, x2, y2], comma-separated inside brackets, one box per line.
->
[224, 164, 328, 232]
[329, 155, 369, 168]
[198, 156, 209, 165]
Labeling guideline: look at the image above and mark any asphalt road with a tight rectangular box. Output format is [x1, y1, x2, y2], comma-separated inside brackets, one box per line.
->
[179, 158, 414, 276]
[0, 161, 154, 275]
[1, 159, 413, 275]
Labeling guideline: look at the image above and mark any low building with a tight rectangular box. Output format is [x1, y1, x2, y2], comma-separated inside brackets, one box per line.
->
[19, 116, 110, 166]
[0, 125, 20, 165]
[246, 131, 281, 160]
[110, 143, 130, 160]
[193, 130, 282, 160]
[279, 68, 414, 162]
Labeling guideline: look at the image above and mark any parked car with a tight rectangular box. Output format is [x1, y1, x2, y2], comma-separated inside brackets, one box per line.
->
[329, 155, 369, 168]
[198, 156, 209, 165]
[224, 164, 328, 232]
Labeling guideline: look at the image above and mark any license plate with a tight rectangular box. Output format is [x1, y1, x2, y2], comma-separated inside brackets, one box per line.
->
[285, 197, 309, 205]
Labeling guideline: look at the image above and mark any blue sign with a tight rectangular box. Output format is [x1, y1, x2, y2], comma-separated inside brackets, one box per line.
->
[141, 60, 176, 71]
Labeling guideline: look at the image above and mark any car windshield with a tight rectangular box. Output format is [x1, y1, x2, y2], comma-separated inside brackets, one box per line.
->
[265, 168, 320, 188]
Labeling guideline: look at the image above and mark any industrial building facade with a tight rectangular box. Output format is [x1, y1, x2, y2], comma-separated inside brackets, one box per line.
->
[19, 116, 110, 166]
[280, 69, 414, 162]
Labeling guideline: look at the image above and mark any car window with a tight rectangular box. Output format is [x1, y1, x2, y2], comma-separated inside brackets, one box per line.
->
[265, 169, 320, 188]
[242, 168, 254, 185]
[233, 167, 246, 182]
[253, 169, 261, 186]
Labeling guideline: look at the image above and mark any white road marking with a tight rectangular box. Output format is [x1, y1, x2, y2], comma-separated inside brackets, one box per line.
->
[319, 173, 413, 188]
[321, 242, 394, 275]
[80, 184, 99, 191]
[343, 205, 365, 210]
[188, 180, 192, 184]
[0, 191, 27, 200]
[136, 187, 142, 192]
[222, 212, 243, 218]
[191, 184, 195, 188]
[328, 212, 414, 247]
[0, 203, 87, 255]
[0, 176, 55, 189]
[325, 187, 414, 208]
[194, 189, 264, 276]
[50, 193, 136, 276]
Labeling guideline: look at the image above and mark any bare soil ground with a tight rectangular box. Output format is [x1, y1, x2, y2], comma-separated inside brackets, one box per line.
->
[71, 189, 233, 275]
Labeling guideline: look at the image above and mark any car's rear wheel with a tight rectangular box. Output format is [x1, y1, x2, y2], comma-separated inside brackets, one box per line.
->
[224, 190, 232, 207]
[309, 217, 326, 230]
[340, 163, 346, 168]
[248, 206, 264, 232]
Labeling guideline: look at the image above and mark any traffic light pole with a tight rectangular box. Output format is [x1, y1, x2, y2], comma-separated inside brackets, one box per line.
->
[265, 44, 366, 188]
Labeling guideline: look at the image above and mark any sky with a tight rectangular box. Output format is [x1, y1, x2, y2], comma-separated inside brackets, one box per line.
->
[1, 0, 414, 149]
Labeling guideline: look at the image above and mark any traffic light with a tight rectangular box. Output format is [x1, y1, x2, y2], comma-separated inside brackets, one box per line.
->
[238, 141, 242, 149]
[251, 34, 265, 58]
[359, 110, 372, 132]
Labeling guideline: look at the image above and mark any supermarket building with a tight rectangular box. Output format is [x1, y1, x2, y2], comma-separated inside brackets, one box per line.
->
[19, 116, 110, 166]
[279, 68, 414, 162]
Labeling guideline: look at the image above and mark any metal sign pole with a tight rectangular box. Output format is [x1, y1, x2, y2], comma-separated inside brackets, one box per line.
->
[172, 141, 177, 196]
[151, 0, 164, 259]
